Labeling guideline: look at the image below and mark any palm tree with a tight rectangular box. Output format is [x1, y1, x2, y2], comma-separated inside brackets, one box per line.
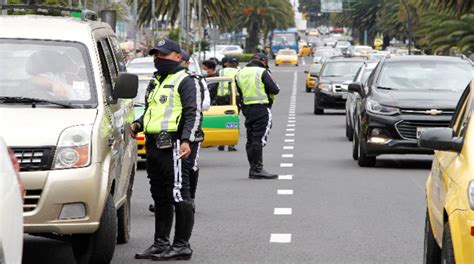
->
[130, 0, 235, 28]
[234, 0, 294, 53]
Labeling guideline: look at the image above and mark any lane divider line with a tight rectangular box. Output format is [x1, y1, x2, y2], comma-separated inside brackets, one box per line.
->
[280, 163, 293, 168]
[287, 124, 295, 127]
[282, 154, 294, 158]
[274, 208, 292, 215]
[278, 175, 293, 180]
[283, 146, 294, 150]
[286, 128, 295, 132]
[285, 133, 295, 137]
[284, 139, 295, 143]
[277, 189, 294, 195]
[270, 234, 292, 243]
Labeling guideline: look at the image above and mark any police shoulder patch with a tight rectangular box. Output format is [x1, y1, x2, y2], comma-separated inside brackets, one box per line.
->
[159, 95, 168, 104]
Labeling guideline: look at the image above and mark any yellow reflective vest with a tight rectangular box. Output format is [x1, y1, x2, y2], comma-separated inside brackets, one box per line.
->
[235, 66, 271, 105]
[218, 67, 239, 96]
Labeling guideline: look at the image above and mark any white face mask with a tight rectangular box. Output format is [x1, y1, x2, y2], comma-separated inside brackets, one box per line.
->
[201, 71, 208, 77]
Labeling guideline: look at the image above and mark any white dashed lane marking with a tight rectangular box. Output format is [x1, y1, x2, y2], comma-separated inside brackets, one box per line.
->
[285, 133, 295, 137]
[280, 163, 293, 168]
[282, 154, 294, 158]
[278, 174, 293, 180]
[270, 234, 292, 243]
[283, 146, 294, 150]
[278, 189, 294, 195]
[284, 139, 294, 143]
[286, 128, 295, 132]
[274, 208, 292, 215]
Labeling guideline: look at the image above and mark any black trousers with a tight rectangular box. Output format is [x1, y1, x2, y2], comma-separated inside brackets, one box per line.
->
[188, 142, 201, 199]
[146, 138, 192, 204]
[242, 104, 272, 147]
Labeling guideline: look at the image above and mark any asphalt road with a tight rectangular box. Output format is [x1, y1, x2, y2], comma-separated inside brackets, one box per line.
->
[23, 56, 431, 264]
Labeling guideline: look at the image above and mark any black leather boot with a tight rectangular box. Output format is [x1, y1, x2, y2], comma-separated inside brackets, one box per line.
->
[249, 146, 278, 179]
[152, 201, 194, 261]
[135, 204, 173, 259]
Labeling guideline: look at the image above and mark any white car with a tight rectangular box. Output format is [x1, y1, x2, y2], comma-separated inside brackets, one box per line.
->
[126, 56, 155, 76]
[0, 137, 23, 264]
[214, 45, 244, 55]
[195, 50, 225, 62]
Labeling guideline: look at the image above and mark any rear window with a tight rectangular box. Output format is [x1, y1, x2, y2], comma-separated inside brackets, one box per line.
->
[278, 50, 296, 56]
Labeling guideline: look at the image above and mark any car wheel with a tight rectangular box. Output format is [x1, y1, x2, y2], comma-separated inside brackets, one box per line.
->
[423, 210, 441, 264]
[346, 113, 353, 141]
[357, 131, 376, 167]
[441, 222, 455, 264]
[71, 194, 117, 264]
[275, 64, 279, 67]
[313, 94, 324, 115]
[352, 128, 359, 161]
[306, 87, 312, 93]
[295, 64, 298, 67]
[117, 168, 134, 244]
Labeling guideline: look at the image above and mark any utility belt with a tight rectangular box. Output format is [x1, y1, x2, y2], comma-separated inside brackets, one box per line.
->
[146, 130, 204, 149]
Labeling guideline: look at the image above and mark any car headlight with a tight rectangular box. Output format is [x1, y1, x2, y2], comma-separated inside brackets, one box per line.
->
[318, 83, 332, 92]
[53, 125, 92, 169]
[366, 99, 400, 115]
[468, 181, 474, 210]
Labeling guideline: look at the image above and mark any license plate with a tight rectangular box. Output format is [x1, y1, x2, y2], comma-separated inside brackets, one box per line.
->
[416, 127, 428, 139]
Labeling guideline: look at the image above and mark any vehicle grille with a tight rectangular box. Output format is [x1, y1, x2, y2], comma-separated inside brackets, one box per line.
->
[24, 189, 42, 212]
[333, 84, 343, 92]
[400, 108, 454, 116]
[12, 147, 55, 171]
[396, 120, 451, 140]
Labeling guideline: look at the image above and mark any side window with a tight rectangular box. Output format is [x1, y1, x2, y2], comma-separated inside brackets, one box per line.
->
[108, 37, 126, 72]
[211, 80, 233, 106]
[97, 40, 115, 102]
[451, 85, 471, 137]
[100, 39, 118, 86]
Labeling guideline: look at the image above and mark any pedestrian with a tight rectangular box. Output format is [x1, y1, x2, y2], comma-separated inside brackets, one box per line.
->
[148, 50, 210, 213]
[216, 56, 240, 152]
[132, 39, 204, 261]
[201, 59, 217, 78]
[235, 53, 280, 179]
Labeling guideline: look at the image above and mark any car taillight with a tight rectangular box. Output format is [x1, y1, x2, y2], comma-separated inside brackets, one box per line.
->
[8, 148, 24, 199]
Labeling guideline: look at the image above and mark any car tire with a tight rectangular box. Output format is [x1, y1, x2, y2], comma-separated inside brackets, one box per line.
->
[352, 128, 359, 161]
[117, 168, 134, 244]
[357, 132, 376, 167]
[441, 222, 455, 264]
[275, 64, 279, 67]
[313, 94, 324, 115]
[423, 210, 441, 264]
[306, 87, 312, 93]
[295, 64, 298, 67]
[71, 194, 117, 264]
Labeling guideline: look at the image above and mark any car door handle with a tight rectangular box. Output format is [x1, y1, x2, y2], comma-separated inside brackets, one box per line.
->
[224, 110, 235, 115]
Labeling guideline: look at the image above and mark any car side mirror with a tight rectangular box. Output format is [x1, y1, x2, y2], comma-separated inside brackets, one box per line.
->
[113, 72, 138, 99]
[341, 81, 352, 92]
[310, 73, 319, 78]
[418, 128, 463, 152]
[348, 82, 364, 97]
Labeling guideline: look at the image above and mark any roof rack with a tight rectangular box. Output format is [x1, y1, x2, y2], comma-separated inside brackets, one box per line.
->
[0, 4, 97, 21]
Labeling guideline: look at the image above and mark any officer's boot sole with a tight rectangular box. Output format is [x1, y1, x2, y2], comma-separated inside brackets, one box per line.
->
[249, 174, 278, 179]
[152, 255, 192, 261]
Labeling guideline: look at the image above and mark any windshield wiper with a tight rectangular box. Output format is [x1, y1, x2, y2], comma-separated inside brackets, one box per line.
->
[0, 96, 75, 108]
[377, 86, 398, 91]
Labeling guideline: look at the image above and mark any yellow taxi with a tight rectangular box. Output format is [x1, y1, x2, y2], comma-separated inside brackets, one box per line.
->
[275, 49, 299, 67]
[299, 45, 312, 57]
[420, 81, 474, 264]
[304, 63, 322, 93]
[134, 76, 240, 158]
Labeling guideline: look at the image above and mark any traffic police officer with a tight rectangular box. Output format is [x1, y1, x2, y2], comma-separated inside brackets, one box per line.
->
[235, 53, 280, 179]
[132, 39, 204, 261]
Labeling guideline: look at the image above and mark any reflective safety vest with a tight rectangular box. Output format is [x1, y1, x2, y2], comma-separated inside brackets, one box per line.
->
[217, 67, 239, 96]
[235, 66, 270, 105]
[144, 70, 188, 134]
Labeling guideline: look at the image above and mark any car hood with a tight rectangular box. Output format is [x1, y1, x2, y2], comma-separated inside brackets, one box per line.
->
[320, 76, 354, 84]
[371, 89, 463, 109]
[0, 108, 98, 147]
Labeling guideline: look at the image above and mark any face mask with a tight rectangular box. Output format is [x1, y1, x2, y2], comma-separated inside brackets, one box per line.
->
[201, 71, 208, 77]
[154, 57, 180, 75]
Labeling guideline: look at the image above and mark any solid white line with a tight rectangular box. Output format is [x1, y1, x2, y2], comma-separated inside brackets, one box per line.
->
[286, 128, 295, 132]
[285, 133, 295, 137]
[270, 234, 292, 243]
[280, 163, 293, 167]
[274, 208, 292, 215]
[284, 139, 294, 143]
[287, 124, 295, 127]
[283, 146, 294, 150]
[282, 154, 294, 158]
[278, 175, 293, 180]
[277, 189, 294, 195]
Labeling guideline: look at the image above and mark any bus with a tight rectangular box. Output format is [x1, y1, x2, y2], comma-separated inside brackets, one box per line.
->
[270, 28, 299, 58]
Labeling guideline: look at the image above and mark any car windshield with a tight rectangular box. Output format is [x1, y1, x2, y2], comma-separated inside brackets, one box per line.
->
[336, 41, 350, 48]
[272, 33, 297, 46]
[378, 61, 472, 91]
[361, 68, 375, 83]
[279, 50, 296, 56]
[310, 64, 322, 75]
[0, 39, 96, 107]
[321, 62, 364, 77]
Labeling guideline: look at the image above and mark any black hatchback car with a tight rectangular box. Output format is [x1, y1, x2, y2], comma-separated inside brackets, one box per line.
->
[350, 56, 473, 167]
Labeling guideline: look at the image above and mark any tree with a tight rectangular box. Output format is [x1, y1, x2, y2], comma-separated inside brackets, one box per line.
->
[131, 0, 235, 29]
[298, 0, 329, 25]
[234, 0, 295, 53]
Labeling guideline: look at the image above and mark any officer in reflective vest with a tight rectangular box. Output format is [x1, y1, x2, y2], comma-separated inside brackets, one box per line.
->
[235, 53, 280, 179]
[216, 56, 240, 152]
[131, 39, 204, 261]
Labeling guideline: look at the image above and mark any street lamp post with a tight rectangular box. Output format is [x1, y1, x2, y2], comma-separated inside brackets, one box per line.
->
[401, 0, 413, 55]
[151, 0, 155, 47]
